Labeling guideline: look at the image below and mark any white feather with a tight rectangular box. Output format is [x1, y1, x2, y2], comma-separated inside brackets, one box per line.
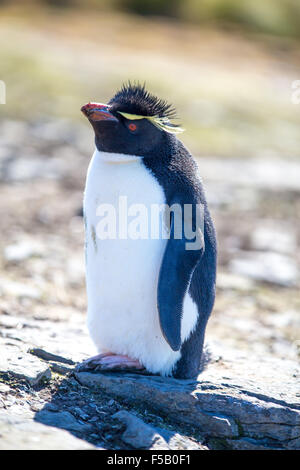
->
[83, 149, 198, 376]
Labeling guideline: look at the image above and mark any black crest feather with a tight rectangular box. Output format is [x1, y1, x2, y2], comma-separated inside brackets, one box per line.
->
[109, 82, 177, 120]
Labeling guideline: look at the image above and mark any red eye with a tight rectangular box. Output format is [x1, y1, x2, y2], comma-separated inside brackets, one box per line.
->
[128, 123, 137, 132]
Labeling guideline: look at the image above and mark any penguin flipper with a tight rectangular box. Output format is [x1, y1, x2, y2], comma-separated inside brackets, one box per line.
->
[173, 213, 217, 378]
[157, 203, 204, 351]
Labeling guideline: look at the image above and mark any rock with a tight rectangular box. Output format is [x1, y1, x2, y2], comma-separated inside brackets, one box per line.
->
[35, 410, 93, 433]
[229, 251, 299, 287]
[28, 348, 75, 365]
[78, 369, 238, 439]
[74, 408, 90, 421]
[48, 362, 74, 375]
[0, 346, 51, 386]
[113, 410, 206, 450]
[113, 410, 170, 449]
[0, 412, 99, 450]
[75, 346, 300, 450]
[0, 315, 94, 365]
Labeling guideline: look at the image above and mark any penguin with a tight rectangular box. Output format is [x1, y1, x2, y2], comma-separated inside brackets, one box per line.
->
[77, 83, 217, 379]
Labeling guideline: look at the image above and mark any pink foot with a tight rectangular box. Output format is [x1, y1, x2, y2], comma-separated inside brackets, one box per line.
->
[75, 352, 115, 372]
[76, 352, 145, 373]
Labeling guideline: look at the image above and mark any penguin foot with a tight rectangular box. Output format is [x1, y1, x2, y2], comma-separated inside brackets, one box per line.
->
[75, 352, 114, 372]
[75, 353, 145, 373]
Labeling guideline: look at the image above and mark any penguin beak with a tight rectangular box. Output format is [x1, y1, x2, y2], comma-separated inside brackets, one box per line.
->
[81, 102, 119, 123]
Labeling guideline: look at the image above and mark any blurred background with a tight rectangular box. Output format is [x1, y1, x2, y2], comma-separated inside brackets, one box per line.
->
[0, 0, 299, 362]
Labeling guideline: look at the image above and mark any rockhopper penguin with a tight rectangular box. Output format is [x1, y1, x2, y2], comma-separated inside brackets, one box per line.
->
[77, 83, 217, 379]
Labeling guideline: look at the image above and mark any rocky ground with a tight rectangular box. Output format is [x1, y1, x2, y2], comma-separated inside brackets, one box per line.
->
[0, 118, 299, 450]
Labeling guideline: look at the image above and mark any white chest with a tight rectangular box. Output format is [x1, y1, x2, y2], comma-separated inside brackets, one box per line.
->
[83, 150, 169, 255]
[83, 150, 198, 376]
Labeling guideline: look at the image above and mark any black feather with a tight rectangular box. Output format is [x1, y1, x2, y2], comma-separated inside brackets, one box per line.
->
[108, 81, 177, 120]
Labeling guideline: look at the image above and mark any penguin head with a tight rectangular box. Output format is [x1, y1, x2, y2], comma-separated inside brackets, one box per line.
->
[81, 83, 183, 157]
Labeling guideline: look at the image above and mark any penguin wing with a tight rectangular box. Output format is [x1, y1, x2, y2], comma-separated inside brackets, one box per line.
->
[157, 199, 204, 351]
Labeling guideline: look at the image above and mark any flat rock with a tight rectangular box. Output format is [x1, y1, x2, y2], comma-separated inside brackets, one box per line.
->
[75, 346, 300, 450]
[0, 412, 99, 450]
[0, 345, 51, 386]
[0, 315, 94, 364]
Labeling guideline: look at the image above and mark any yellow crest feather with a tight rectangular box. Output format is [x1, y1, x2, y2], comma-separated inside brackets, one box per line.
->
[118, 111, 184, 134]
